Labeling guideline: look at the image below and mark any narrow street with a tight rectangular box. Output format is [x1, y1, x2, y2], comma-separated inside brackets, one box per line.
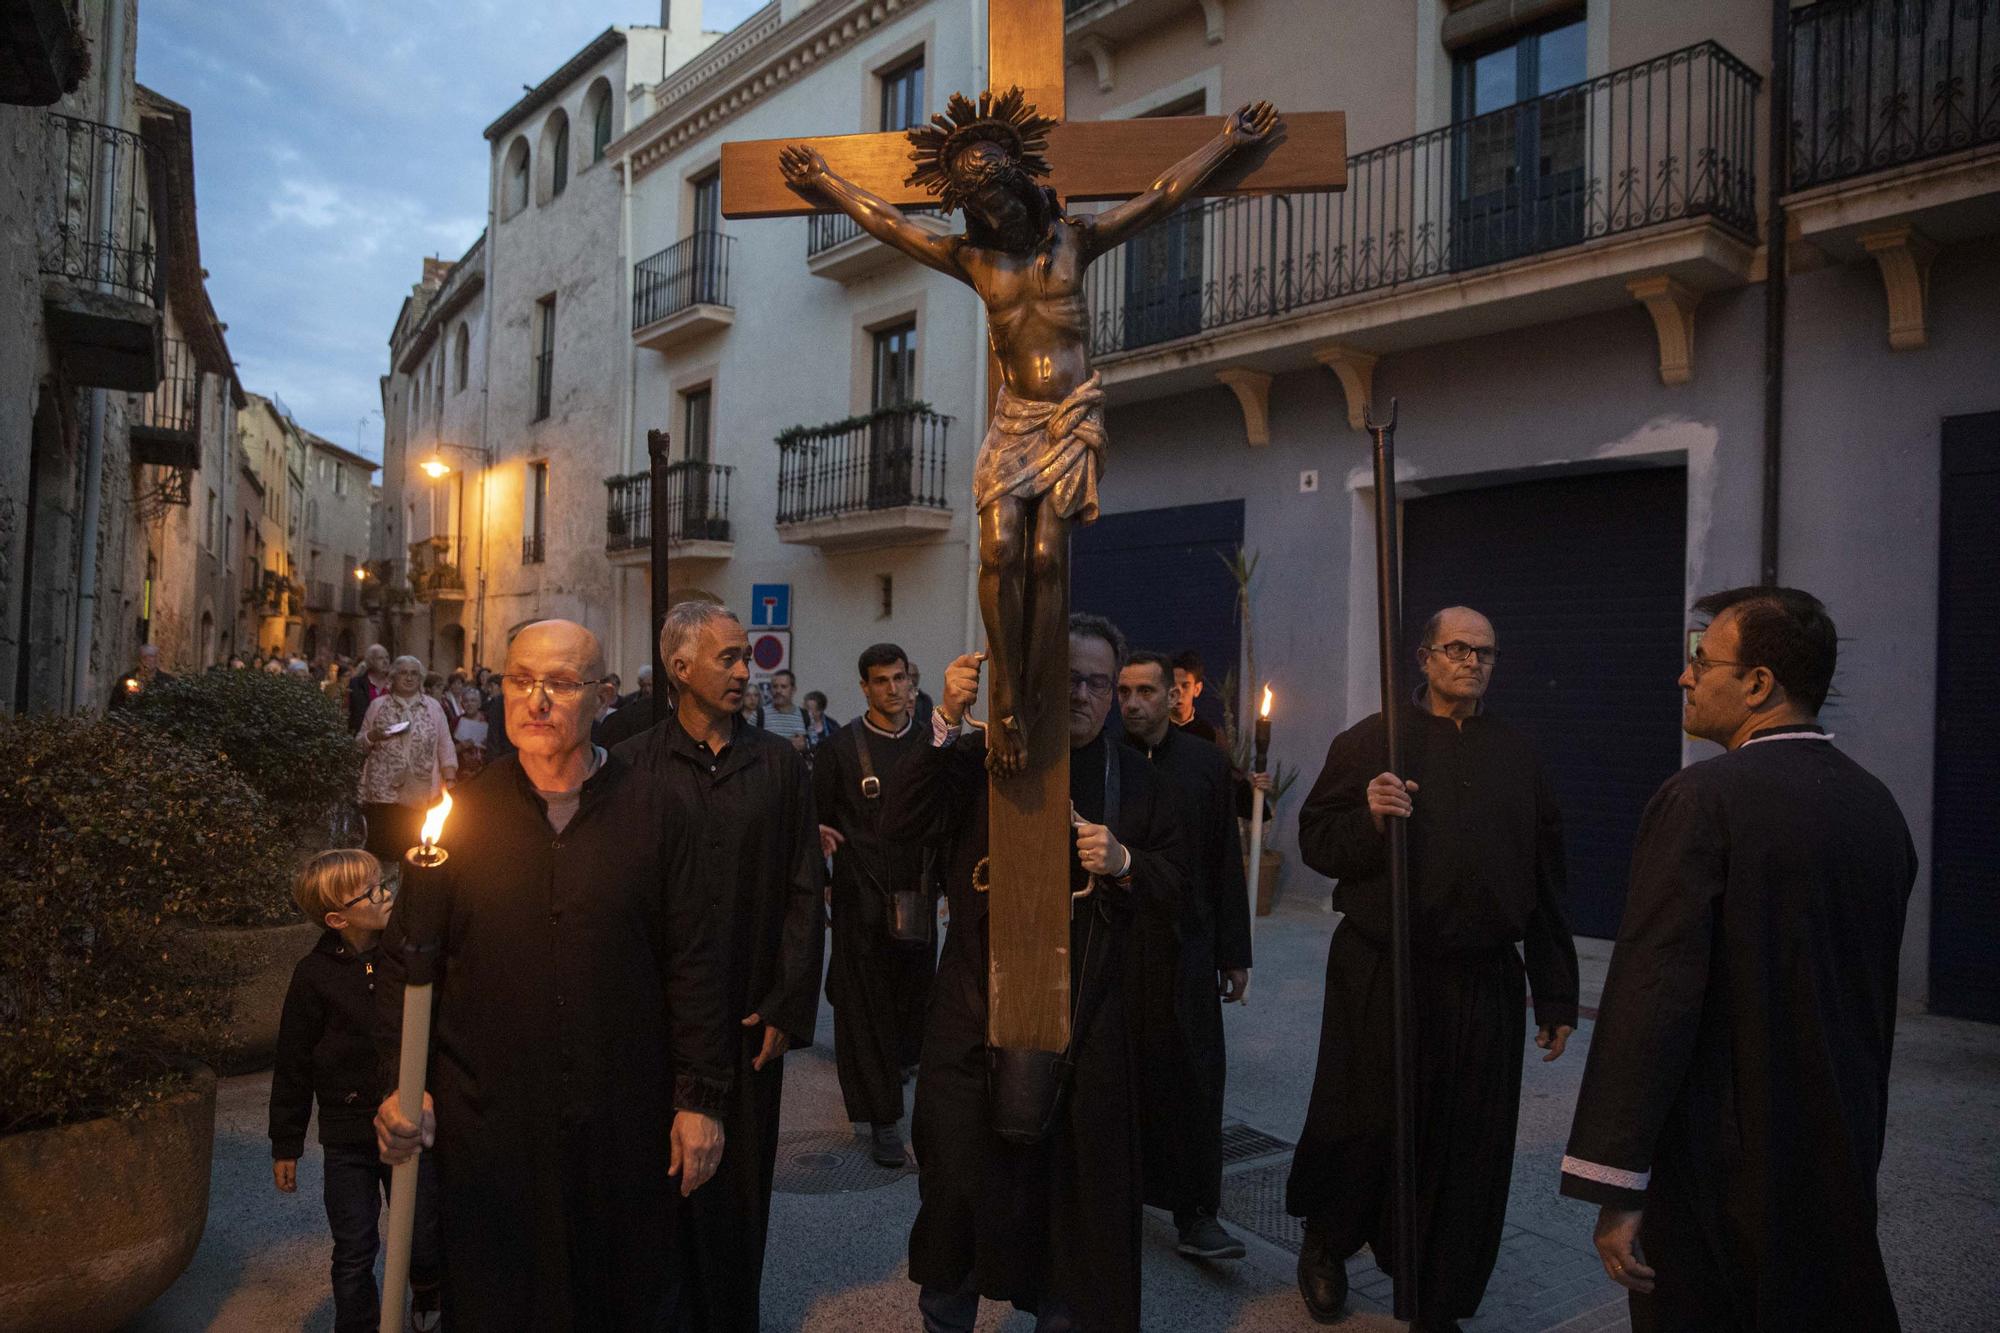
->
[137, 893, 2000, 1331]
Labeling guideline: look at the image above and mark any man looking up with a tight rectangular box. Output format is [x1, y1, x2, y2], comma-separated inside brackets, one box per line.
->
[1288, 607, 1578, 1332]
[885, 614, 1185, 1332]
[1116, 649, 1253, 1261]
[616, 601, 825, 1332]
[1562, 588, 1915, 1330]
[374, 619, 731, 1329]
[1169, 649, 1220, 745]
[816, 644, 938, 1167]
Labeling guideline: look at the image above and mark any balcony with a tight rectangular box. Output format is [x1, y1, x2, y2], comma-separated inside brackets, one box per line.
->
[805, 208, 949, 282]
[775, 403, 954, 552]
[246, 569, 299, 617]
[408, 536, 466, 602]
[340, 582, 360, 615]
[308, 580, 335, 612]
[605, 461, 734, 563]
[130, 336, 199, 469]
[1784, 0, 2000, 345]
[522, 533, 546, 565]
[1082, 42, 1761, 404]
[632, 231, 734, 351]
[39, 112, 165, 391]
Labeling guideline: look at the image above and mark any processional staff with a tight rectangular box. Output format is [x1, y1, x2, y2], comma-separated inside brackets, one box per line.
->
[1368, 400, 1420, 1324]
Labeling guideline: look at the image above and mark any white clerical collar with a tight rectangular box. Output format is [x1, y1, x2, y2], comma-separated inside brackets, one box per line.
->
[1739, 726, 1835, 749]
[863, 714, 912, 739]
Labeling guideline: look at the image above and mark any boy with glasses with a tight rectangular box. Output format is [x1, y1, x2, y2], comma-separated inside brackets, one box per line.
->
[271, 849, 441, 1333]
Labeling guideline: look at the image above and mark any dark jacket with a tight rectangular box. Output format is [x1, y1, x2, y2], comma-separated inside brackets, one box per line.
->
[347, 671, 384, 734]
[270, 928, 382, 1159]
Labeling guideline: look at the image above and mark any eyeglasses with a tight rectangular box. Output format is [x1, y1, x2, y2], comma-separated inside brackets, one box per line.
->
[1069, 672, 1114, 696]
[1424, 641, 1498, 665]
[501, 674, 605, 701]
[1685, 651, 1745, 680]
[338, 878, 392, 911]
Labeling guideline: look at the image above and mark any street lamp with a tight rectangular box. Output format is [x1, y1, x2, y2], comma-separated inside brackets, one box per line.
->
[420, 459, 452, 479]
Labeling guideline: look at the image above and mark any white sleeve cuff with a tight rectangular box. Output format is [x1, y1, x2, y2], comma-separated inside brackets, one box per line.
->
[1560, 1155, 1650, 1191]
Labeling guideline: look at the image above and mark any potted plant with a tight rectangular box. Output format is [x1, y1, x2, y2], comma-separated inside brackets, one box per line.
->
[128, 670, 362, 1072]
[0, 714, 294, 1330]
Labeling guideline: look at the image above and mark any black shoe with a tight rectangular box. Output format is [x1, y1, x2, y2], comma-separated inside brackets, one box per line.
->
[869, 1121, 905, 1167]
[1175, 1211, 1246, 1260]
[1296, 1231, 1348, 1325]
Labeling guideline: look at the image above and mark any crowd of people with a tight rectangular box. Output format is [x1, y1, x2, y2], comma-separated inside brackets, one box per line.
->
[258, 583, 1914, 1333]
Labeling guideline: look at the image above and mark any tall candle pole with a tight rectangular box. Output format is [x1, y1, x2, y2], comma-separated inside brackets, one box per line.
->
[1246, 684, 1272, 933]
[380, 792, 451, 1333]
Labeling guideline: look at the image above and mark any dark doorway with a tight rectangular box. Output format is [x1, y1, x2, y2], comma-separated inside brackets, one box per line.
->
[1071, 499, 1243, 739]
[1402, 466, 1687, 938]
[1932, 411, 2000, 1021]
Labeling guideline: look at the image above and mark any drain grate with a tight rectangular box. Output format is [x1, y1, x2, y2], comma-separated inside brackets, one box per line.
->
[1219, 1121, 1294, 1165]
[772, 1129, 915, 1195]
[1218, 1159, 1305, 1254]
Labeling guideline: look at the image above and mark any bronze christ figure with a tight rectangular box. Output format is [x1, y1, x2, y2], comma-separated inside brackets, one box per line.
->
[780, 89, 1277, 775]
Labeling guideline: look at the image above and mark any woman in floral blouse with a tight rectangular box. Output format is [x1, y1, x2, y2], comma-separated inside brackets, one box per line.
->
[357, 655, 457, 864]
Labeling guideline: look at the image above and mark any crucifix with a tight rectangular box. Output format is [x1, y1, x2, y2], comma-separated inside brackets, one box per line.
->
[719, 0, 1344, 1059]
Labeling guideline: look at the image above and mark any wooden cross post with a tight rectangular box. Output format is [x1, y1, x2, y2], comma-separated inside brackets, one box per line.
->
[720, 0, 1344, 1057]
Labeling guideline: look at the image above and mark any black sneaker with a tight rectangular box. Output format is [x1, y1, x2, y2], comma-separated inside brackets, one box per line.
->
[869, 1121, 906, 1167]
[1175, 1211, 1247, 1260]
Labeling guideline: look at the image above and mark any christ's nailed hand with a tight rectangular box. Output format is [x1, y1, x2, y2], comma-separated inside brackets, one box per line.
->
[941, 652, 985, 725]
[779, 143, 829, 189]
[375, 1090, 435, 1166]
[669, 1110, 725, 1197]
[1366, 772, 1418, 832]
[1225, 101, 1279, 145]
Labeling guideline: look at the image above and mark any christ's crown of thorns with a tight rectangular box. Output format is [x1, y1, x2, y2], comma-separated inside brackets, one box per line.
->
[905, 87, 1057, 214]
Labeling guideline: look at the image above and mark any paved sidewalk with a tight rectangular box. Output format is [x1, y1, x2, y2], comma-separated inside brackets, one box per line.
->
[136, 892, 1999, 1331]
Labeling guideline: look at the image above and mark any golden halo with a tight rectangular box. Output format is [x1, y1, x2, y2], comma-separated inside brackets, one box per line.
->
[904, 87, 1057, 213]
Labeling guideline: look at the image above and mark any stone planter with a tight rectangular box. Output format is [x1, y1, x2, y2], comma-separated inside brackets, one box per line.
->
[190, 920, 321, 1075]
[0, 1066, 216, 1332]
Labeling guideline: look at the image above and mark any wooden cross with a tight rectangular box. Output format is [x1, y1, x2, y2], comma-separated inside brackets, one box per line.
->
[721, 0, 1344, 1055]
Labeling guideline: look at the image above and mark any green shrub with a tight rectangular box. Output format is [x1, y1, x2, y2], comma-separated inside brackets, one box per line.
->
[0, 715, 304, 1131]
[129, 667, 362, 819]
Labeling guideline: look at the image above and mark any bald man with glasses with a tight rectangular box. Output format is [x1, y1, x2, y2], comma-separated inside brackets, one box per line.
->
[1287, 606, 1578, 1333]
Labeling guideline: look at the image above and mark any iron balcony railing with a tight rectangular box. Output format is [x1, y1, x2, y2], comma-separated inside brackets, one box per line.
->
[776, 403, 952, 525]
[633, 231, 733, 328]
[40, 112, 165, 308]
[606, 461, 734, 549]
[1790, 0, 2000, 190]
[1086, 41, 1760, 357]
[522, 533, 546, 565]
[135, 336, 199, 437]
[806, 207, 936, 256]
[408, 535, 466, 598]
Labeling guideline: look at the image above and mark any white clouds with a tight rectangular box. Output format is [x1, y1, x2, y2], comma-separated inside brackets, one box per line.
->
[269, 179, 343, 229]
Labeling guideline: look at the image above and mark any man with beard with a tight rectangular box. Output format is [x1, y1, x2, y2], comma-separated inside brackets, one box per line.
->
[374, 619, 731, 1330]
[615, 600, 825, 1332]
[1115, 648, 1252, 1260]
[816, 642, 938, 1166]
[1288, 606, 1578, 1332]
[1562, 588, 1916, 1330]
[885, 613, 1185, 1332]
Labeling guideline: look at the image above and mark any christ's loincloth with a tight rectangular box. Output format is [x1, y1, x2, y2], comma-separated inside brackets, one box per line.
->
[972, 373, 1106, 524]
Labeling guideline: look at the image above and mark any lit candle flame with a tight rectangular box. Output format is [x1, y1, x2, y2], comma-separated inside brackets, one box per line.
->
[418, 790, 453, 848]
[1259, 685, 1273, 718]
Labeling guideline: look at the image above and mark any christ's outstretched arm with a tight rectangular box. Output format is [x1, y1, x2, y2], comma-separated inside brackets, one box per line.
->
[1083, 101, 1280, 257]
[779, 144, 963, 280]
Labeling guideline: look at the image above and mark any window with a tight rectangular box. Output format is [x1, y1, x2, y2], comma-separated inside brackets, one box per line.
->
[1124, 95, 1207, 348]
[205, 488, 217, 551]
[545, 110, 570, 200]
[682, 385, 712, 463]
[869, 321, 918, 506]
[880, 53, 925, 133]
[453, 323, 470, 392]
[690, 169, 721, 236]
[335, 462, 348, 497]
[532, 294, 555, 421]
[525, 461, 549, 564]
[871, 320, 917, 409]
[586, 78, 613, 162]
[678, 388, 720, 539]
[1452, 15, 1588, 267]
[504, 136, 531, 216]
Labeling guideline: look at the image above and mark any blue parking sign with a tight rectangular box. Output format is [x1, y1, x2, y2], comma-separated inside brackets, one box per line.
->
[750, 583, 791, 628]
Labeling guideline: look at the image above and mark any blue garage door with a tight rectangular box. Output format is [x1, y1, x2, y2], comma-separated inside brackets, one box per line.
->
[1071, 499, 1243, 738]
[1932, 412, 2000, 1021]
[1402, 467, 1687, 939]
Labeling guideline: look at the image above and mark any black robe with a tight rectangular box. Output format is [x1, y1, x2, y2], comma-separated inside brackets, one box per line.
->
[884, 728, 1185, 1332]
[614, 714, 825, 1333]
[1128, 725, 1253, 1216]
[374, 752, 733, 1332]
[1561, 726, 1916, 1331]
[1288, 702, 1579, 1318]
[816, 717, 937, 1126]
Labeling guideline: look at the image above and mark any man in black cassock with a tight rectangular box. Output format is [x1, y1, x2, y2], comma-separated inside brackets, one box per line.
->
[615, 601, 825, 1333]
[886, 614, 1185, 1332]
[375, 619, 732, 1331]
[815, 641, 937, 1166]
[1562, 587, 1916, 1331]
[1115, 648, 1253, 1260]
[1289, 606, 1578, 1332]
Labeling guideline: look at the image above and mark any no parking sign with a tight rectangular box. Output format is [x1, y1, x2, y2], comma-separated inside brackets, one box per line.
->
[748, 629, 791, 703]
